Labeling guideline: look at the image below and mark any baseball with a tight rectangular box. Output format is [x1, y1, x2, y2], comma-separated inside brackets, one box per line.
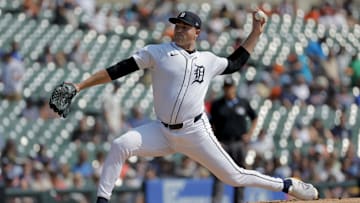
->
[255, 10, 267, 21]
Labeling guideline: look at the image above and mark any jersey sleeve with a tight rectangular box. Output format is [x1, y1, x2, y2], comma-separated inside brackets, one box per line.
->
[212, 55, 229, 76]
[132, 45, 155, 69]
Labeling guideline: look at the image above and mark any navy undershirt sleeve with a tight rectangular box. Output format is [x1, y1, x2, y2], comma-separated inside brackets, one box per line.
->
[106, 57, 140, 80]
[221, 46, 250, 75]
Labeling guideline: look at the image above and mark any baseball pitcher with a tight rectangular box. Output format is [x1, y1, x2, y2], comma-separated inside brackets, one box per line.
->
[49, 10, 319, 203]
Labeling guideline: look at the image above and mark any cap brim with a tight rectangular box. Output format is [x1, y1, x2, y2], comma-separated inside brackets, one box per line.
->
[169, 17, 198, 28]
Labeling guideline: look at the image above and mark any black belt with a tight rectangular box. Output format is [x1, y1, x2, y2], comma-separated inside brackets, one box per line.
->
[162, 113, 202, 130]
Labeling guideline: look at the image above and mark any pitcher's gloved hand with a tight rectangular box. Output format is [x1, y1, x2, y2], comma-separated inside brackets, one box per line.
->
[49, 82, 77, 118]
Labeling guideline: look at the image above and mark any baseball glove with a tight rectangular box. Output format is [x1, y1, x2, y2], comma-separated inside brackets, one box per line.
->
[49, 82, 77, 118]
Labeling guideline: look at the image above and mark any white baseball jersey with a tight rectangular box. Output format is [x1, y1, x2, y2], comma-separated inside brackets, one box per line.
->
[97, 42, 285, 200]
[133, 42, 228, 124]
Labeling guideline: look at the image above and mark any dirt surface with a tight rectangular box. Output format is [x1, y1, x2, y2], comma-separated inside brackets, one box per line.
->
[255, 198, 360, 203]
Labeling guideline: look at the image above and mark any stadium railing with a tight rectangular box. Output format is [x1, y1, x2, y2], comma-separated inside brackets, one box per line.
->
[5, 185, 142, 203]
[314, 179, 360, 199]
[4, 179, 359, 202]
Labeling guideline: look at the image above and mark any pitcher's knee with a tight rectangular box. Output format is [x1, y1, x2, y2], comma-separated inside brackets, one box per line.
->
[110, 132, 140, 156]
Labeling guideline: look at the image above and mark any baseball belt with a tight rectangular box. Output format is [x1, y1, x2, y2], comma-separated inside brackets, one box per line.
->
[161, 113, 202, 130]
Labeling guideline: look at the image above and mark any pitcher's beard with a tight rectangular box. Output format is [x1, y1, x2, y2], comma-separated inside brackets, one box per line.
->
[174, 35, 185, 44]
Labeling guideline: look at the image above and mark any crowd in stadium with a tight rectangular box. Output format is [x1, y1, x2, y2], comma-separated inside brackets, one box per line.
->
[1, 0, 360, 202]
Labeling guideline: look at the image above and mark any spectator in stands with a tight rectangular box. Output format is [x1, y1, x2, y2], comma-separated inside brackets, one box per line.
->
[53, 3, 69, 25]
[49, 170, 67, 190]
[91, 118, 108, 144]
[1, 53, 25, 101]
[331, 111, 352, 140]
[90, 6, 108, 34]
[103, 82, 123, 140]
[21, 98, 40, 120]
[273, 157, 291, 180]
[144, 164, 158, 180]
[123, 3, 140, 27]
[68, 40, 90, 66]
[127, 106, 151, 128]
[307, 76, 329, 106]
[305, 37, 327, 74]
[10, 41, 23, 62]
[39, 98, 58, 119]
[175, 156, 198, 178]
[37, 44, 55, 65]
[1, 139, 19, 164]
[337, 85, 353, 108]
[31, 161, 52, 191]
[278, 0, 296, 16]
[291, 74, 310, 105]
[54, 51, 67, 67]
[287, 53, 313, 84]
[70, 173, 88, 203]
[256, 73, 274, 98]
[208, 10, 226, 34]
[49, 169, 68, 201]
[290, 154, 315, 181]
[76, 0, 96, 18]
[72, 117, 92, 142]
[319, 3, 348, 29]
[204, 29, 219, 46]
[19, 158, 34, 192]
[93, 151, 106, 178]
[231, 4, 247, 29]
[59, 163, 74, 188]
[34, 144, 57, 170]
[318, 2, 337, 27]
[336, 46, 352, 85]
[326, 80, 339, 110]
[1, 157, 22, 189]
[317, 153, 345, 186]
[157, 157, 176, 178]
[72, 149, 93, 178]
[249, 128, 274, 159]
[343, 0, 360, 27]
[308, 118, 333, 145]
[292, 121, 314, 144]
[341, 144, 360, 181]
[304, 5, 321, 22]
[347, 53, 360, 87]
[238, 79, 258, 100]
[63, 0, 79, 27]
[268, 64, 285, 101]
[23, 0, 41, 19]
[280, 83, 298, 108]
[322, 49, 341, 86]
[105, 9, 121, 34]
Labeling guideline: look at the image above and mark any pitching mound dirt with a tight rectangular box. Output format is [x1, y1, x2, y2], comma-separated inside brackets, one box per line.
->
[256, 198, 360, 203]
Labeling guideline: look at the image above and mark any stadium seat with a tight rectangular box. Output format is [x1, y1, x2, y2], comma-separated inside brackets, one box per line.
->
[1, 6, 360, 168]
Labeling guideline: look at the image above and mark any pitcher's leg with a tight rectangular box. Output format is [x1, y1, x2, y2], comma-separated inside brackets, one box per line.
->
[97, 121, 174, 200]
[179, 118, 284, 192]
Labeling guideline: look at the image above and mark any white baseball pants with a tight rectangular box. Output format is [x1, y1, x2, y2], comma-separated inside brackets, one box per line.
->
[97, 114, 284, 199]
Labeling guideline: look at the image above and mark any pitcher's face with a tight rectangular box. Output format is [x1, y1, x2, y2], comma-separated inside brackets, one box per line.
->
[173, 22, 200, 48]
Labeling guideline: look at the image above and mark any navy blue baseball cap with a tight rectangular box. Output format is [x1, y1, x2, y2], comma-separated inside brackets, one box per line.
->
[169, 11, 202, 29]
